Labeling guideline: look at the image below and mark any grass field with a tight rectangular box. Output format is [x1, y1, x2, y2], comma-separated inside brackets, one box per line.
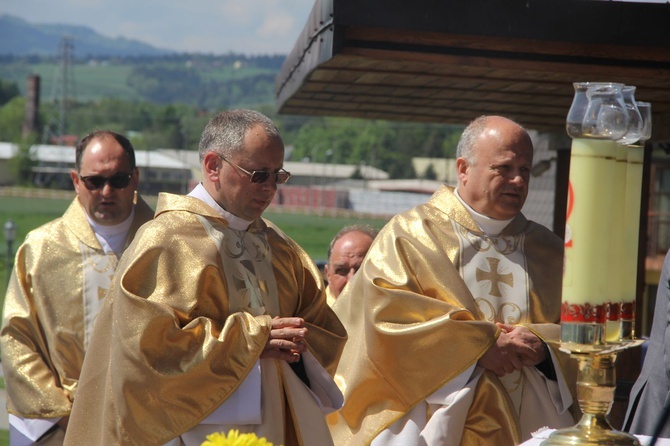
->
[5, 63, 137, 102]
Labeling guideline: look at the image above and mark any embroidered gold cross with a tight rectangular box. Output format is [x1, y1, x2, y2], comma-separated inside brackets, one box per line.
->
[476, 257, 513, 298]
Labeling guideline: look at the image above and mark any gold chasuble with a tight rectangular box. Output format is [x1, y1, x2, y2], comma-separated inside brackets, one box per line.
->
[329, 186, 573, 446]
[63, 193, 346, 446]
[1, 196, 153, 420]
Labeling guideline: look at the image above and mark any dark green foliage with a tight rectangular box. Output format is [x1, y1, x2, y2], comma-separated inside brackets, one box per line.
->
[289, 117, 462, 179]
[0, 79, 20, 105]
[0, 96, 25, 141]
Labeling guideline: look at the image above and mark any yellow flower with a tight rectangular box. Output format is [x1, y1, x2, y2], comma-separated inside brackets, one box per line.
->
[201, 429, 274, 446]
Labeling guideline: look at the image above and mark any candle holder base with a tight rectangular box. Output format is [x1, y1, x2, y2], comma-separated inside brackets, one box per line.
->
[541, 414, 640, 445]
[541, 339, 644, 446]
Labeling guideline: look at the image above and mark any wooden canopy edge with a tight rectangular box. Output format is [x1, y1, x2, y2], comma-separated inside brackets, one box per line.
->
[276, 0, 670, 138]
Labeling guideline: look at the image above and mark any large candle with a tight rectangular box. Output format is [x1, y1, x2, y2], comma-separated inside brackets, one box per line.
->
[562, 138, 618, 327]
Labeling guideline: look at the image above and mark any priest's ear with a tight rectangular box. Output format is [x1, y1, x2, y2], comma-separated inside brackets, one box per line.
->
[456, 157, 470, 185]
[203, 152, 223, 183]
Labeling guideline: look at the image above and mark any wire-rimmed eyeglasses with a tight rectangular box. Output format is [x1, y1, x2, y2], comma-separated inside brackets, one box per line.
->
[219, 155, 291, 184]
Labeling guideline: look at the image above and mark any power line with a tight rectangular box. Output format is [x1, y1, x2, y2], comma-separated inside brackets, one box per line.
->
[42, 36, 76, 145]
[38, 36, 76, 189]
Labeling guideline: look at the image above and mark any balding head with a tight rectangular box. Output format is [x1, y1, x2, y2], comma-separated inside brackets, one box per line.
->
[325, 225, 377, 298]
[455, 116, 534, 220]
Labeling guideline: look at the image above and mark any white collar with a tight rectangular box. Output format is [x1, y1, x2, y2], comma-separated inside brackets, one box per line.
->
[454, 188, 513, 236]
[86, 207, 135, 254]
[188, 183, 254, 231]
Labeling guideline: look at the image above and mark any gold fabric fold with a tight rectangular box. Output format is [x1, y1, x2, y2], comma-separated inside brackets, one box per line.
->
[0, 196, 153, 420]
[328, 185, 565, 445]
[63, 193, 346, 446]
[461, 371, 521, 445]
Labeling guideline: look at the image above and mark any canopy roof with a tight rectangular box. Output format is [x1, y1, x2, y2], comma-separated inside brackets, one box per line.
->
[276, 0, 670, 139]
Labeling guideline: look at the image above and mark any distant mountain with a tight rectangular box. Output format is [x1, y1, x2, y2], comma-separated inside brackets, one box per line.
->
[0, 14, 176, 58]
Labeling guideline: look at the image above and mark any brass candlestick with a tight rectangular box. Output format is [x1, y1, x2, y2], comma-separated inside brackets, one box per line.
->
[548, 81, 649, 445]
[541, 325, 644, 446]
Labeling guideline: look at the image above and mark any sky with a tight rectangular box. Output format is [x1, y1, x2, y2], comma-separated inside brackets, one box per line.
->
[1, 0, 664, 56]
[0, 0, 315, 55]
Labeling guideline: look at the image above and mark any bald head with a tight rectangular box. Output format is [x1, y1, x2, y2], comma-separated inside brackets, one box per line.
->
[455, 116, 533, 220]
[325, 225, 377, 298]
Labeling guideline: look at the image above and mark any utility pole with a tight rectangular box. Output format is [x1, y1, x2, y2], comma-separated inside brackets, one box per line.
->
[41, 36, 76, 188]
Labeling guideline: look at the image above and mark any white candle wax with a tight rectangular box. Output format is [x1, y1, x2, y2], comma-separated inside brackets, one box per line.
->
[562, 139, 618, 314]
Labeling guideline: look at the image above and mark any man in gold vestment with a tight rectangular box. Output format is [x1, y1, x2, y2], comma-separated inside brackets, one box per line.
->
[63, 109, 347, 446]
[1, 130, 153, 445]
[329, 116, 575, 445]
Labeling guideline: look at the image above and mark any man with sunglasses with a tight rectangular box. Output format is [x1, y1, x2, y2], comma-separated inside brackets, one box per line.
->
[64, 110, 346, 446]
[1, 130, 153, 445]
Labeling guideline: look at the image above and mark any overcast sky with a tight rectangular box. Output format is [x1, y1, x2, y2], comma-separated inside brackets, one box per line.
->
[0, 0, 315, 55]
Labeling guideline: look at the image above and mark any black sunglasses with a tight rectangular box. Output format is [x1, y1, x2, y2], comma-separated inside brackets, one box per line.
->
[220, 156, 291, 184]
[79, 172, 133, 190]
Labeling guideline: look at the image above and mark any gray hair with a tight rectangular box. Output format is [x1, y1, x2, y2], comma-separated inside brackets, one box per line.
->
[198, 109, 281, 162]
[327, 224, 379, 261]
[455, 115, 490, 164]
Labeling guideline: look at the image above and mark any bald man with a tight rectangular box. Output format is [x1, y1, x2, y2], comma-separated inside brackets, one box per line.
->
[1, 130, 153, 445]
[329, 116, 575, 446]
[324, 225, 377, 306]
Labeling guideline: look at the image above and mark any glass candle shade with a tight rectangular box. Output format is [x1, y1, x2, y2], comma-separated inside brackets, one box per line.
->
[636, 101, 652, 145]
[617, 86, 643, 146]
[581, 83, 629, 140]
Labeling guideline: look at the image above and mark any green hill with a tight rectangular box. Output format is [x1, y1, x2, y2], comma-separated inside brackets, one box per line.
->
[0, 14, 285, 108]
[0, 54, 284, 107]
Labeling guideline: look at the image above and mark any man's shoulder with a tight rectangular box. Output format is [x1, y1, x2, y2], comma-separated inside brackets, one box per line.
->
[149, 195, 222, 234]
[33, 198, 81, 234]
[141, 206, 201, 236]
[17, 215, 81, 261]
[370, 203, 446, 250]
[155, 193, 213, 217]
[24, 214, 69, 242]
[123, 211, 214, 268]
[391, 192, 454, 228]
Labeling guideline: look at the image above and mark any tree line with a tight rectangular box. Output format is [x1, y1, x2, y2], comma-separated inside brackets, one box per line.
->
[0, 55, 463, 183]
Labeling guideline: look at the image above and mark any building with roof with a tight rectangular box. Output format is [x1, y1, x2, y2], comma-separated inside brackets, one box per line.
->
[0, 143, 192, 194]
[1, 140, 559, 224]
